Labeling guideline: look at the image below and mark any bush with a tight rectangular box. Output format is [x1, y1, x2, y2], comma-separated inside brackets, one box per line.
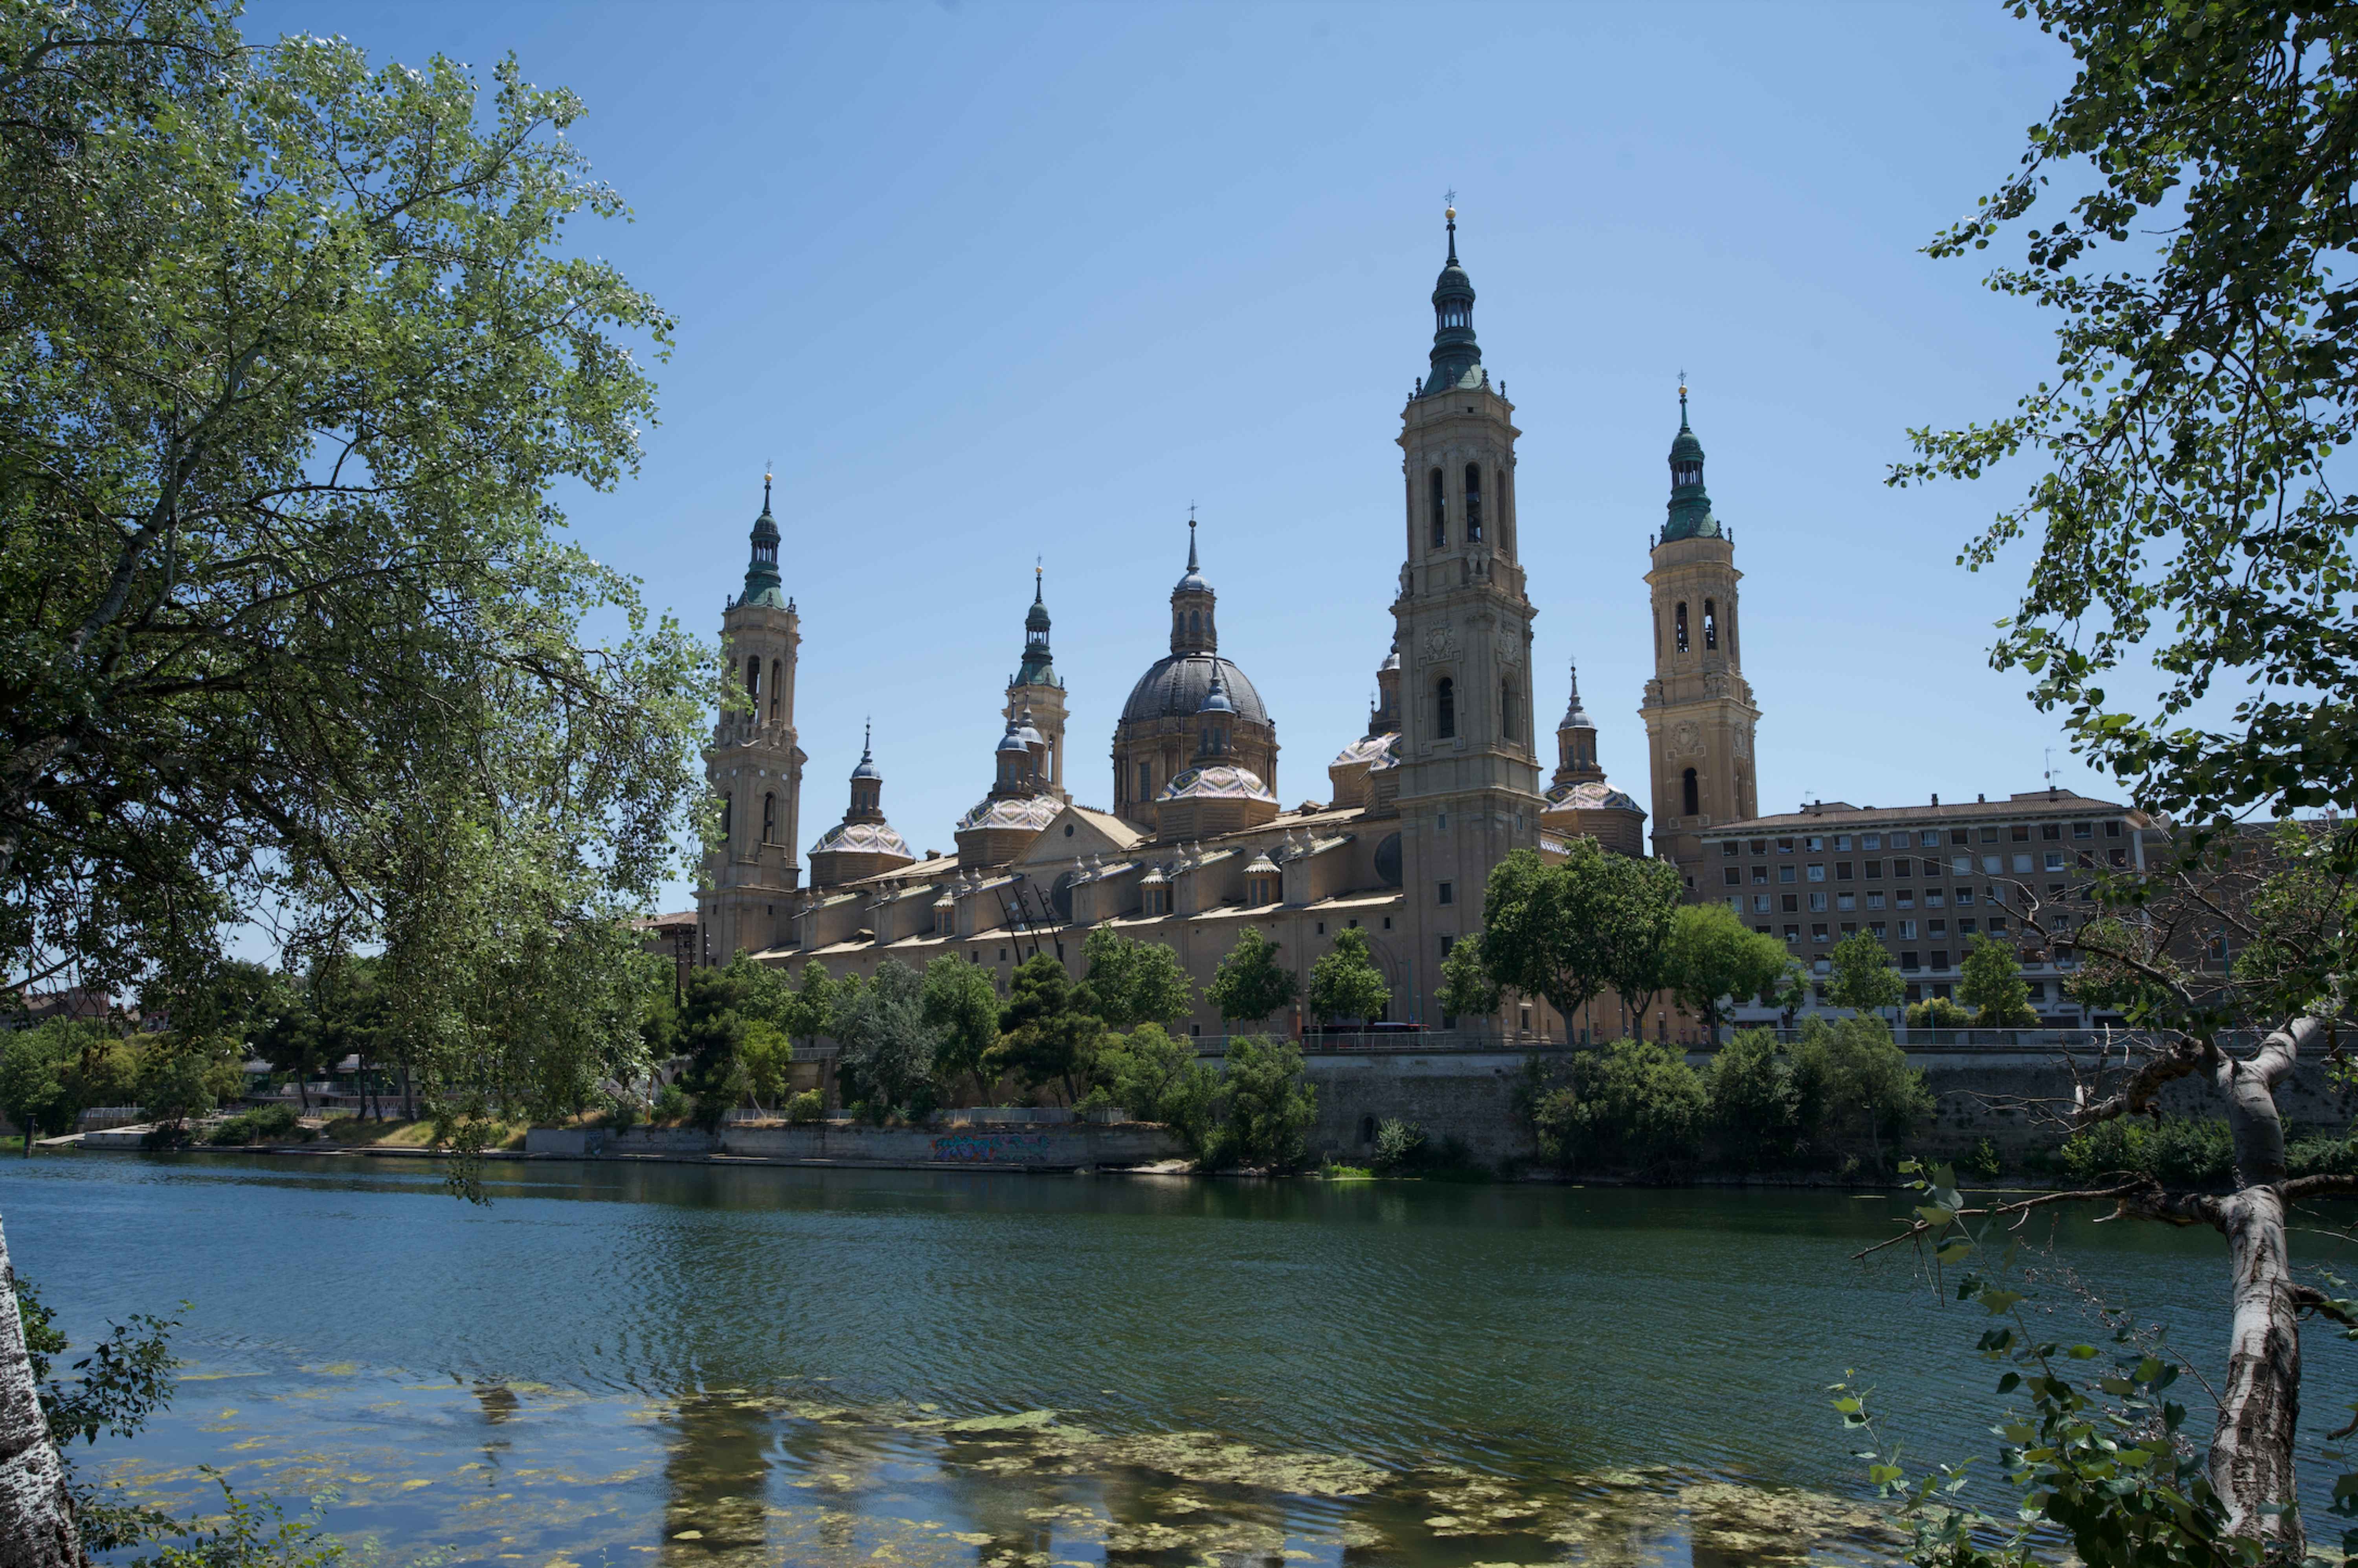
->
[1789, 1016, 1932, 1174]
[1372, 1117, 1427, 1172]
[1903, 996, 1972, 1029]
[652, 1084, 689, 1122]
[1213, 1036, 1317, 1171]
[1963, 1137, 2003, 1182]
[2289, 1134, 2358, 1178]
[1534, 1039, 1706, 1173]
[597, 1094, 641, 1131]
[204, 1103, 302, 1146]
[1705, 1029, 1802, 1168]
[2060, 1114, 2239, 1187]
[783, 1089, 824, 1124]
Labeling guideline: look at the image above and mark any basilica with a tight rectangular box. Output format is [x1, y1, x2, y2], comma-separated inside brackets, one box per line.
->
[695, 210, 1760, 1041]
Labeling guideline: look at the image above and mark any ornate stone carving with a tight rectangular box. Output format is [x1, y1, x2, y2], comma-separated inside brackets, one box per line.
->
[1422, 621, 1458, 662]
[1670, 720, 1702, 757]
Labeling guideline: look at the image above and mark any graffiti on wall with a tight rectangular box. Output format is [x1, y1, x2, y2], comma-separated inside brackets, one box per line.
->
[929, 1132, 1055, 1164]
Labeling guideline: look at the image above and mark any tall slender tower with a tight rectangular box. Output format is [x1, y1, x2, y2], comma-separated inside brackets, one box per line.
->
[1392, 204, 1545, 1023]
[1004, 568, 1069, 802]
[698, 473, 806, 964]
[1641, 382, 1759, 891]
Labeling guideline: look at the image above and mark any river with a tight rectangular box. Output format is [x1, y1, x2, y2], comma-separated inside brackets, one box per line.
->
[5, 1152, 2352, 1566]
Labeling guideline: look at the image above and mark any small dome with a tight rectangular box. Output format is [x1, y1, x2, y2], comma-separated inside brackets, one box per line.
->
[956, 794, 1062, 833]
[1157, 762, 1276, 805]
[1198, 670, 1235, 715]
[810, 820, 914, 859]
[1378, 643, 1400, 674]
[850, 727, 883, 780]
[1330, 732, 1395, 768]
[1138, 865, 1169, 886]
[1245, 852, 1280, 875]
[1174, 518, 1210, 594]
[1121, 654, 1269, 725]
[1367, 733, 1403, 771]
[1670, 426, 1705, 464]
[1545, 779, 1642, 814]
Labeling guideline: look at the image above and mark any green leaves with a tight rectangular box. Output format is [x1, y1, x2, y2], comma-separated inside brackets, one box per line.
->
[1306, 925, 1390, 1026]
[1205, 927, 1296, 1026]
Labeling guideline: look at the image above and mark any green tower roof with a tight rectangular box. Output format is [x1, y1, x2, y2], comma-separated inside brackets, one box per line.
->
[741, 473, 788, 607]
[1418, 204, 1483, 398]
[1660, 384, 1722, 543]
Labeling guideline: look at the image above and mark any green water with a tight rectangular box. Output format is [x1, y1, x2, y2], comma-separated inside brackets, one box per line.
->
[5, 1153, 2351, 1566]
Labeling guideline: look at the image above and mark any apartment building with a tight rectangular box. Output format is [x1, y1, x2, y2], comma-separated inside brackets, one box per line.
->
[1696, 787, 2154, 1025]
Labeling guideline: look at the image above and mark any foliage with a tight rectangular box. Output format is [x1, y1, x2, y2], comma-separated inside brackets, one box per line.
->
[1661, 902, 1790, 1040]
[1893, 0, 2358, 846]
[1825, 931, 1906, 1015]
[1371, 1117, 1427, 1173]
[1090, 1023, 1218, 1153]
[1964, 1137, 2004, 1183]
[1704, 1028, 1803, 1169]
[1466, 844, 1680, 1028]
[252, 955, 387, 1110]
[995, 953, 1102, 1102]
[1306, 927, 1390, 1025]
[137, 1034, 243, 1127]
[132, 1476, 347, 1568]
[1206, 927, 1297, 1026]
[920, 954, 1000, 1097]
[1905, 996, 1972, 1030]
[782, 961, 841, 1052]
[1959, 936, 2039, 1027]
[206, 1104, 301, 1146]
[782, 1089, 824, 1124]
[832, 960, 941, 1122]
[1533, 1039, 1706, 1172]
[0, 1024, 68, 1145]
[1789, 1015, 1933, 1173]
[1212, 1036, 1317, 1171]
[1078, 929, 1192, 1030]
[736, 1019, 793, 1113]
[0, 0, 706, 1169]
[1436, 934, 1501, 1020]
[2060, 1115, 2239, 1189]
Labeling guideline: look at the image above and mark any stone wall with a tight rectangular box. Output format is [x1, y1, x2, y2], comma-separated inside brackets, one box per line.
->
[525, 1120, 1183, 1169]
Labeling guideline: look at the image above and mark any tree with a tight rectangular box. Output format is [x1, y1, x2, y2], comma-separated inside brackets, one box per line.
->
[781, 961, 839, 1053]
[1894, 6, 2358, 1540]
[1531, 1039, 1706, 1173]
[1078, 929, 1192, 1030]
[833, 960, 940, 1122]
[1789, 1015, 1933, 1173]
[1089, 1023, 1218, 1155]
[0, 6, 703, 1547]
[1215, 1036, 1317, 1171]
[1660, 902, 1789, 1043]
[1704, 1028, 1802, 1169]
[1957, 935, 2037, 1027]
[995, 953, 1102, 1102]
[1207, 927, 1297, 1026]
[1462, 845, 1680, 1036]
[920, 955, 1000, 1101]
[1436, 935, 1501, 1021]
[1824, 931, 1904, 1017]
[0, 1028, 65, 1154]
[1306, 927, 1390, 1027]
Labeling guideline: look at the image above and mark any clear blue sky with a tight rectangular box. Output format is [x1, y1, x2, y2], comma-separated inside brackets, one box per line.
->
[250, 0, 2094, 914]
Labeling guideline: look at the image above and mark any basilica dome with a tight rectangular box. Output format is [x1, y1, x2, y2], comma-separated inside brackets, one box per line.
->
[956, 793, 1062, 834]
[1544, 778, 1640, 813]
[810, 819, 913, 859]
[1120, 653, 1269, 727]
[1157, 761, 1277, 805]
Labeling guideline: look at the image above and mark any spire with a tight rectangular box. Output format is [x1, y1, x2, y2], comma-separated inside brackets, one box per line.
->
[1420, 198, 1481, 398]
[741, 468, 787, 607]
[1170, 510, 1216, 655]
[1554, 656, 1605, 788]
[1174, 507, 1210, 594]
[851, 718, 881, 780]
[1660, 375, 1722, 543]
[1017, 566, 1055, 685]
[1561, 657, 1593, 730]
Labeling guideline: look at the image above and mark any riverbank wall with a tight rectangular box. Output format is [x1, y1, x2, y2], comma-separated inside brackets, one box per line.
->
[524, 1120, 1185, 1170]
[1299, 1045, 2358, 1169]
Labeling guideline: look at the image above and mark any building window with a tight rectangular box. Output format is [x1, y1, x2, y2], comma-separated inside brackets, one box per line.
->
[1926, 890, 1945, 909]
[1812, 924, 1829, 943]
[720, 793, 732, 842]
[1721, 841, 1740, 857]
[2045, 851, 2065, 870]
[1781, 894, 1798, 913]
[1834, 835, 1852, 851]
[1958, 919, 1977, 936]
[1897, 890, 1915, 909]
[1675, 601, 1690, 653]
[1806, 836, 1824, 852]
[1438, 881, 1454, 906]
[1956, 887, 1976, 906]
[761, 793, 775, 844]
[1703, 598, 1718, 650]
[1429, 468, 1446, 547]
[1867, 892, 1885, 910]
[1835, 861, 1853, 881]
[1750, 866, 1767, 884]
[1500, 678, 1518, 743]
[1841, 922, 1857, 936]
[1901, 952, 1921, 972]
[1899, 920, 1917, 940]
[1809, 892, 1827, 912]
[1950, 828, 1969, 846]
[2105, 820, 2122, 839]
[1727, 897, 1745, 914]
[769, 659, 782, 722]
[1464, 463, 1484, 541]
[1753, 894, 1770, 913]
[2011, 824, 2031, 842]
[1682, 767, 1699, 816]
[2013, 853, 2034, 873]
[1723, 867, 1742, 887]
[1932, 950, 1950, 971]
[1836, 892, 1855, 911]
[1435, 678, 1456, 739]
[1137, 762, 1151, 801]
[1862, 834, 1881, 849]
[745, 656, 760, 700]
[2041, 823, 2062, 841]
[1777, 865, 1796, 884]
[1870, 922, 1887, 938]
[1891, 856, 1911, 878]
[1806, 863, 1825, 882]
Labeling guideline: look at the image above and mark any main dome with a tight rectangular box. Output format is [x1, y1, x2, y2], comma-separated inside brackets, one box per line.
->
[1120, 653, 1269, 727]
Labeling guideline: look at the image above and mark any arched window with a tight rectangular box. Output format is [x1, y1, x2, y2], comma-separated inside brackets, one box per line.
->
[1429, 469, 1447, 548]
[769, 659, 782, 720]
[1436, 677, 1456, 739]
[720, 793, 733, 843]
[1500, 678, 1517, 744]
[1703, 600, 1718, 651]
[1137, 762, 1152, 802]
[1682, 767, 1700, 817]
[762, 793, 775, 843]
[1675, 601, 1690, 654]
[1464, 464, 1483, 542]
[745, 656, 760, 700]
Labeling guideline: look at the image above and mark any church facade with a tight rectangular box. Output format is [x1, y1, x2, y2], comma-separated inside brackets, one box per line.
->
[695, 212, 1756, 1043]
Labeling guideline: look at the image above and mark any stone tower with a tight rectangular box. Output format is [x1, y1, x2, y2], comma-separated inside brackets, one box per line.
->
[700, 474, 807, 965]
[1004, 569, 1069, 802]
[1551, 659, 1604, 791]
[1392, 206, 1545, 1023]
[807, 722, 915, 889]
[1641, 384, 1759, 892]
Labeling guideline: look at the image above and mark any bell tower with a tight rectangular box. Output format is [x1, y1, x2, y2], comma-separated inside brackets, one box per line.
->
[1004, 568, 1069, 802]
[1642, 382, 1759, 892]
[1392, 204, 1544, 1024]
[698, 472, 807, 965]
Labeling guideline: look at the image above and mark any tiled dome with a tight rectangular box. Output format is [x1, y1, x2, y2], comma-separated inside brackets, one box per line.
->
[1367, 733, 1402, 771]
[955, 794, 1062, 833]
[1545, 779, 1641, 813]
[1157, 762, 1277, 804]
[1120, 654, 1269, 726]
[1330, 732, 1395, 768]
[811, 820, 913, 858]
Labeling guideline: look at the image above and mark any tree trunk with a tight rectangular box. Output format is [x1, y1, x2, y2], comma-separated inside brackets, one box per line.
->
[2211, 1183, 2303, 1553]
[0, 1217, 83, 1566]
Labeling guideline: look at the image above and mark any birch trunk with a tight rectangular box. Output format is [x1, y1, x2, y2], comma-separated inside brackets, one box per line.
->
[0, 1217, 81, 1566]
